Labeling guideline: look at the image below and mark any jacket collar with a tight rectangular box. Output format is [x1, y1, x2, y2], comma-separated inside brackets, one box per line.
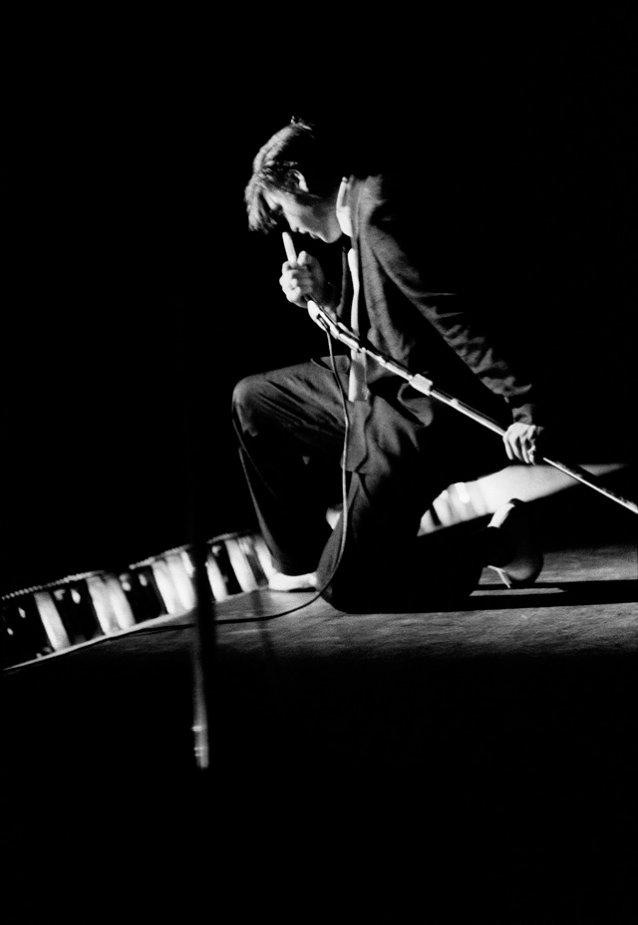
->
[336, 175, 363, 240]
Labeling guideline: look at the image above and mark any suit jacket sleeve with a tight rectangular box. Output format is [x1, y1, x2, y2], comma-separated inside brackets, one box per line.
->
[364, 194, 541, 425]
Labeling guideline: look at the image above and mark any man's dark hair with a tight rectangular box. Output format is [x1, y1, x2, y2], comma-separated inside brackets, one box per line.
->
[244, 118, 344, 233]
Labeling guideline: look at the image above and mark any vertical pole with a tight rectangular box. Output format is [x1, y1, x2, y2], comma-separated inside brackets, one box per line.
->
[175, 296, 216, 773]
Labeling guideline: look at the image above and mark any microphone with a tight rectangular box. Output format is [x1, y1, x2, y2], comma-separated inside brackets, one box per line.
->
[281, 232, 361, 349]
[281, 232, 325, 329]
[282, 231, 298, 265]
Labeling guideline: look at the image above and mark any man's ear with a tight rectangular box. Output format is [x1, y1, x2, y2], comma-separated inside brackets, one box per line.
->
[290, 169, 310, 193]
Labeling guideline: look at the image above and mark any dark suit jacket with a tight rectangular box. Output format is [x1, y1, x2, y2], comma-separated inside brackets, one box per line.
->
[343, 173, 541, 428]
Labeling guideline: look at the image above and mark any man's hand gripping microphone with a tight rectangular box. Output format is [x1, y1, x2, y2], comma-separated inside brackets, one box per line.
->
[281, 232, 360, 348]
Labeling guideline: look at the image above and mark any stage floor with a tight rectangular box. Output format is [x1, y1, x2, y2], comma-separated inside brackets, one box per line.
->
[3, 502, 637, 921]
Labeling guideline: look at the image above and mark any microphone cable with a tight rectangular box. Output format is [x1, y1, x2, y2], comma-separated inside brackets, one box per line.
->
[3, 316, 355, 672]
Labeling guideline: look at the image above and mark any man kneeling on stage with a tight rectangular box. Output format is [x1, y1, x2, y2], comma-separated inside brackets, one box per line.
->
[232, 118, 545, 613]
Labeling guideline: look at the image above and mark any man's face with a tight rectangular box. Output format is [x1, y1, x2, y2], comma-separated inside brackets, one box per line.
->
[264, 189, 342, 244]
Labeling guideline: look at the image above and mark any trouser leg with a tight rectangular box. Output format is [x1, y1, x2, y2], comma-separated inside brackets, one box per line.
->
[316, 463, 475, 612]
[316, 399, 502, 613]
[231, 359, 349, 575]
[233, 358, 507, 612]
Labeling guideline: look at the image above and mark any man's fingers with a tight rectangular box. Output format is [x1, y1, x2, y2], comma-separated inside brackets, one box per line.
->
[298, 250, 315, 267]
[504, 421, 544, 463]
[503, 426, 538, 464]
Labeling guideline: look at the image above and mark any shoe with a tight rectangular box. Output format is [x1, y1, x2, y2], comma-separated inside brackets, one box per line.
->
[267, 570, 317, 592]
[486, 498, 543, 588]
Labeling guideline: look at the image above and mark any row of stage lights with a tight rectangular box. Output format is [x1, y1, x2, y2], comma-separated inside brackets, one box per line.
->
[1, 480, 501, 670]
[1, 530, 276, 670]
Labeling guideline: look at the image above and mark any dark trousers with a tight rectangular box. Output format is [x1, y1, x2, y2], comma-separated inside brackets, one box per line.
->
[232, 356, 507, 612]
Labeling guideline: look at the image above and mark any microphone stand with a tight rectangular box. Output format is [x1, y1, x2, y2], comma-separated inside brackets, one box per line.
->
[304, 292, 638, 518]
[176, 297, 216, 774]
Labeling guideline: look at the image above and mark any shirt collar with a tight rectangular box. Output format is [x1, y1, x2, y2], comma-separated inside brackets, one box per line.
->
[336, 175, 362, 239]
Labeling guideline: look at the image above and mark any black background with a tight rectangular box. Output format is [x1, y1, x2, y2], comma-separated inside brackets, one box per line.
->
[2, 12, 636, 592]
